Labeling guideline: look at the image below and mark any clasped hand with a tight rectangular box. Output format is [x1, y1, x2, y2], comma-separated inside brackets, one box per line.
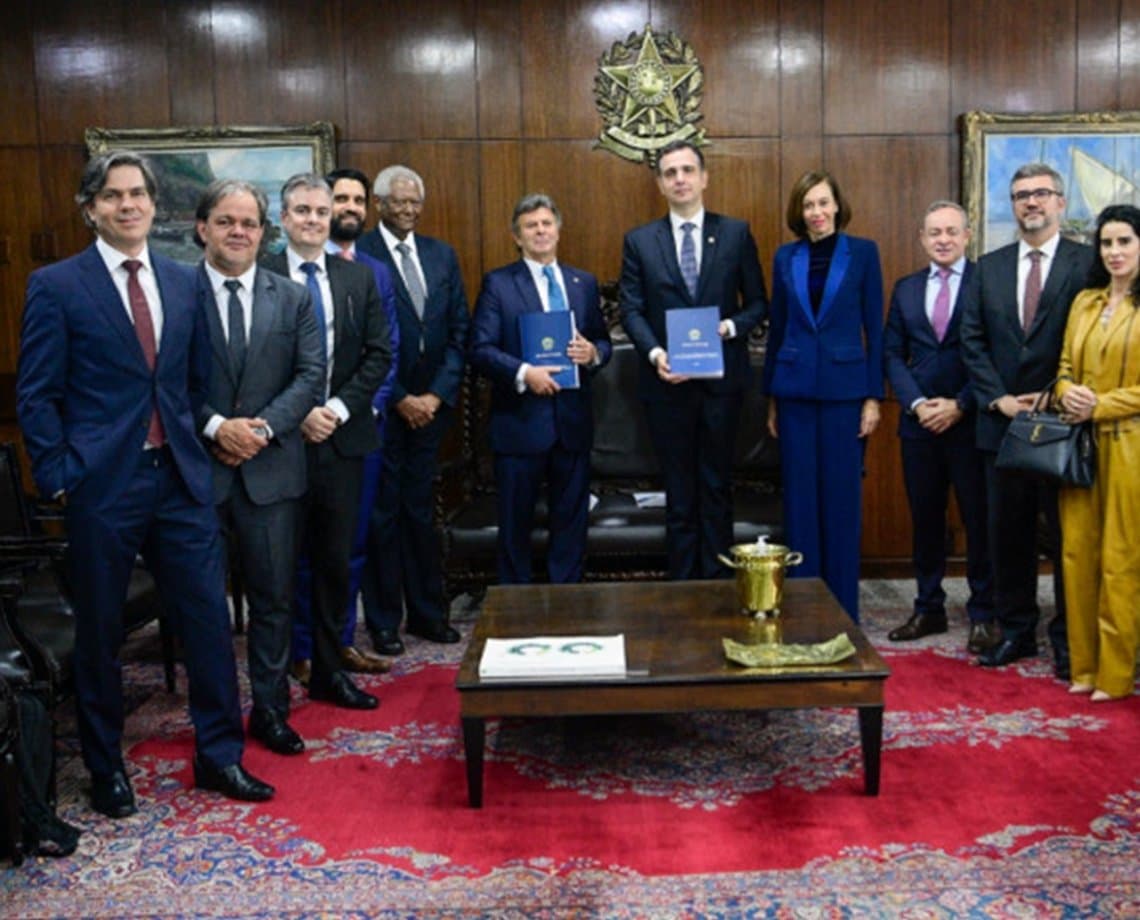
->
[1059, 384, 1096, 423]
[213, 417, 269, 466]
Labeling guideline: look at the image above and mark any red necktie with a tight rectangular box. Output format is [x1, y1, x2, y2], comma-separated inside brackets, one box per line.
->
[122, 259, 165, 447]
[1022, 250, 1042, 333]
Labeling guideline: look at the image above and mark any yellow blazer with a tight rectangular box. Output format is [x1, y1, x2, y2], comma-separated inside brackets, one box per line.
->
[1056, 287, 1140, 426]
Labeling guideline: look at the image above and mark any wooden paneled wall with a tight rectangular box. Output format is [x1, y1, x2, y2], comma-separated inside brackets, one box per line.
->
[1, 0, 1138, 561]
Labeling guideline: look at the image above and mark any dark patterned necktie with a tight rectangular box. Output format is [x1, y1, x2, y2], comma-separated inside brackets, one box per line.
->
[1023, 250, 1042, 333]
[224, 279, 246, 378]
[680, 222, 699, 299]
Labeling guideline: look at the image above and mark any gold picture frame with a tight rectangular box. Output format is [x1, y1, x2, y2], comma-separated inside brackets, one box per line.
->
[961, 110, 1140, 258]
[84, 121, 336, 262]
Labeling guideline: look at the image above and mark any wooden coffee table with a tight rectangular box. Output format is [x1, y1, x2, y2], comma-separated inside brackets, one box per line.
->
[455, 578, 889, 807]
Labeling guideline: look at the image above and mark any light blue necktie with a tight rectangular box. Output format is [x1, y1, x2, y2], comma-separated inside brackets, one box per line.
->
[299, 261, 328, 364]
[543, 264, 567, 312]
[680, 221, 699, 299]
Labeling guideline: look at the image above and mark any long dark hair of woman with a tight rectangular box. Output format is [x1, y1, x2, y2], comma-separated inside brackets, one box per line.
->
[1085, 203, 1140, 302]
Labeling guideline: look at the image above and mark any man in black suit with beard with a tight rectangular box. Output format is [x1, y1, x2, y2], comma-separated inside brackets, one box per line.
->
[960, 163, 1094, 678]
[261, 173, 391, 708]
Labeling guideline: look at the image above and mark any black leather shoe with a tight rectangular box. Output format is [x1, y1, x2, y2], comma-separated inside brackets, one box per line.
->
[249, 708, 305, 756]
[91, 770, 137, 819]
[193, 756, 275, 802]
[977, 636, 1037, 667]
[967, 621, 1001, 655]
[309, 671, 379, 710]
[888, 612, 947, 642]
[1053, 650, 1072, 682]
[406, 621, 461, 644]
[371, 628, 405, 656]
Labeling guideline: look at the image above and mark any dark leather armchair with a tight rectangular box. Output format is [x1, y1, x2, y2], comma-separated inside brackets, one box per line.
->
[440, 333, 783, 599]
[0, 443, 177, 704]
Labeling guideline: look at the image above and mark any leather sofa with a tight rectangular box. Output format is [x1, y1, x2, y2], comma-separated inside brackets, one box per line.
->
[439, 325, 783, 600]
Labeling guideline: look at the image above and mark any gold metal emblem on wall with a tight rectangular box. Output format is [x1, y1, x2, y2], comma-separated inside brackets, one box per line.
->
[594, 25, 707, 168]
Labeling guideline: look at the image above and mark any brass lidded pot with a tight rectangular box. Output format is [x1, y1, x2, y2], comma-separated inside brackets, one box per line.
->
[718, 539, 804, 616]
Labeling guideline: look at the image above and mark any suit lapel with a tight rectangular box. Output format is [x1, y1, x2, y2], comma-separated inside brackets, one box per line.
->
[790, 242, 816, 329]
[902, 271, 938, 344]
[653, 217, 690, 303]
[816, 233, 850, 325]
[694, 214, 718, 302]
[243, 268, 277, 378]
[79, 246, 150, 367]
[1028, 240, 1076, 338]
[325, 258, 351, 372]
[196, 264, 235, 384]
[563, 265, 586, 327]
[512, 261, 545, 315]
[944, 261, 974, 343]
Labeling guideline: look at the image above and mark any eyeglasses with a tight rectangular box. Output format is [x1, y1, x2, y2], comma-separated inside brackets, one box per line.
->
[1010, 188, 1061, 203]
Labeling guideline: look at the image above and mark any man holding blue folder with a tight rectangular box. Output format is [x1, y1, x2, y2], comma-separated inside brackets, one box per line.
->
[469, 194, 612, 584]
[619, 140, 768, 580]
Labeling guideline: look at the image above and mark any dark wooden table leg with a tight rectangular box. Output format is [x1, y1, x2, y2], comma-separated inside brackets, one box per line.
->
[858, 705, 883, 795]
[462, 716, 485, 808]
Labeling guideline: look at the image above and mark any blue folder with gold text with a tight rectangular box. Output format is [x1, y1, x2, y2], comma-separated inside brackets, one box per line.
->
[666, 306, 724, 378]
[519, 309, 579, 389]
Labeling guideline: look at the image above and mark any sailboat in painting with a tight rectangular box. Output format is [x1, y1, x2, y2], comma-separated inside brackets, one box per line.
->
[1072, 148, 1140, 212]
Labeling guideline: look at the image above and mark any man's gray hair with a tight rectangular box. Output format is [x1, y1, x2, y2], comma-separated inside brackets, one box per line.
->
[373, 165, 425, 201]
[922, 200, 969, 228]
[195, 179, 268, 226]
[280, 173, 331, 210]
[511, 193, 562, 235]
[75, 150, 158, 228]
[1010, 162, 1065, 196]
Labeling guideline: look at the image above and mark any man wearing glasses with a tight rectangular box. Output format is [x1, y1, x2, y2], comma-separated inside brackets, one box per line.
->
[960, 163, 1093, 677]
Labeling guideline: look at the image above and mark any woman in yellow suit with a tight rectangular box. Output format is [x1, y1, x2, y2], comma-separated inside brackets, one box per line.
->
[1056, 203, 1140, 701]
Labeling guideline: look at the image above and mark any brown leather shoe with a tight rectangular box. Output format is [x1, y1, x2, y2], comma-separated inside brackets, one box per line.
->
[341, 645, 392, 674]
[290, 659, 311, 687]
[888, 612, 948, 642]
[967, 621, 1001, 655]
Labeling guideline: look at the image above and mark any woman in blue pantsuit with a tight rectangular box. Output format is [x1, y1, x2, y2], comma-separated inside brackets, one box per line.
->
[762, 171, 884, 621]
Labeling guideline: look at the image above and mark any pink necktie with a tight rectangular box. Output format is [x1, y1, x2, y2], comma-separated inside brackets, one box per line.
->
[1023, 250, 1042, 333]
[122, 260, 165, 447]
[931, 267, 951, 341]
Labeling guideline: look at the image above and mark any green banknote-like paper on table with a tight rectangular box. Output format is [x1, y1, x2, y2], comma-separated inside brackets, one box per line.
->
[723, 633, 857, 668]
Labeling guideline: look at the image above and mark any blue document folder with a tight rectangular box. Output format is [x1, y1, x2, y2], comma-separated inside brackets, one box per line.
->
[666, 306, 724, 378]
[519, 309, 579, 389]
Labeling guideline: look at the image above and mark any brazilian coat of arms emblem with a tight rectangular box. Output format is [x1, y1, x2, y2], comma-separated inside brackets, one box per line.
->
[594, 25, 707, 168]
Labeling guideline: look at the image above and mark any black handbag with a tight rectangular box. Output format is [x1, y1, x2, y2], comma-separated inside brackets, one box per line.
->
[994, 384, 1095, 487]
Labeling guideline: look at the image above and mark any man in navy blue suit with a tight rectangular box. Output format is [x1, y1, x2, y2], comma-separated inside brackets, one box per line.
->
[883, 201, 995, 654]
[619, 140, 768, 580]
[357, 165, 469, 655]
[469, 194, 612, 583]
[17, 151, 273, 817]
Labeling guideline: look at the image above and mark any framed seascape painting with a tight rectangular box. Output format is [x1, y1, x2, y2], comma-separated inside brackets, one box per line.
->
[84, 122, 336, 264]
[961, 110, 1140, 258]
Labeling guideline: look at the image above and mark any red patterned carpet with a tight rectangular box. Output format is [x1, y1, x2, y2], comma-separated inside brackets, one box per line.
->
[4, 579, 1139, 918]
